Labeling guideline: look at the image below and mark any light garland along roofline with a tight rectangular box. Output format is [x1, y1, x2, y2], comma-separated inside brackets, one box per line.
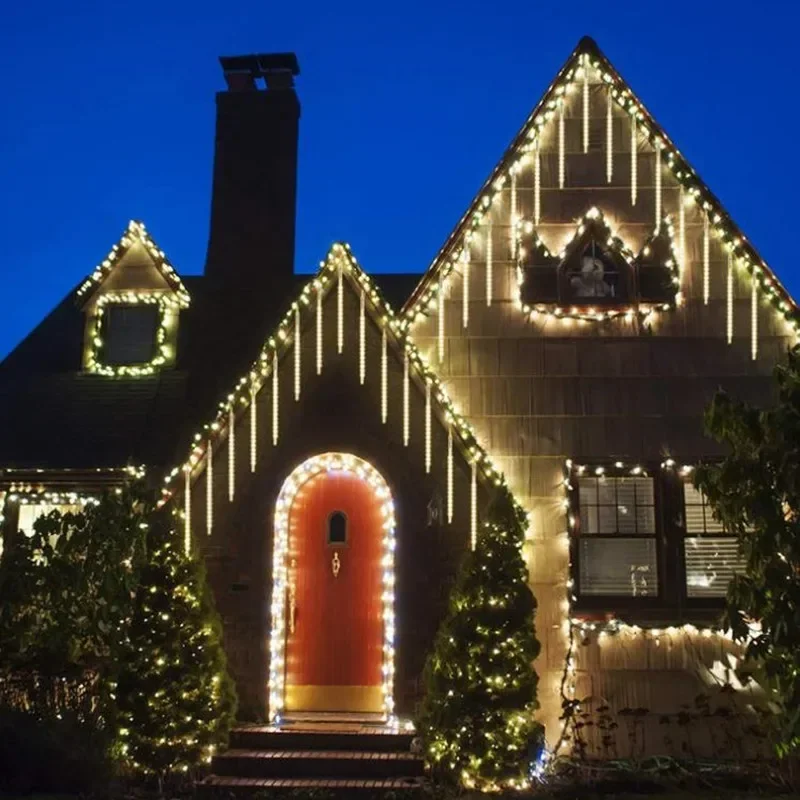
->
[160, 242, 527, 523]
[400, 35, 799, 334]
[76, 220, 191, 307]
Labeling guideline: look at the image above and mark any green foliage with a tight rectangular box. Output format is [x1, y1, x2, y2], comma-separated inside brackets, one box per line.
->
[695, 344, 800, 756]
[0, 488, 148, 673]
[115, 510, 237, 779]
[418, 488, 543, 791]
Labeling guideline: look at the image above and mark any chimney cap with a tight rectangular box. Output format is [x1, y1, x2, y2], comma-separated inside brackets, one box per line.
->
[220, 52, 300, 90]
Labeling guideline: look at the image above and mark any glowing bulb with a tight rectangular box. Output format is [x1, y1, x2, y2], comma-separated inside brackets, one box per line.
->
[337, 263, 344, 354]
[359, 289, 366, 385]
[316, 290, 323, 375]
[582, 58, 589, 154]
[606, 88, 613, 183]
[294, 306, 301, 401]
[654, 140, 662, 231]
[228, 406, 235, 501]
[184, 468, 191, 554]
[630, 112, 637, 205]
[381, 328, 388, 424]
[403, 349, 410, 446]
[272, 351, 279, 446]
[206, 440, 213, 535]
[485, 221, 493, 306]
[437, 276, 445, 363]
[462, 245, 470, 328]
[558, 99, 565, 189]
[533, 142, 541, 225]
[752, 275, 758, 360]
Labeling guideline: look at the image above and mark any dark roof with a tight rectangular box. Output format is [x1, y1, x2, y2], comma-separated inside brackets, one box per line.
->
[0, 268, 419, 472]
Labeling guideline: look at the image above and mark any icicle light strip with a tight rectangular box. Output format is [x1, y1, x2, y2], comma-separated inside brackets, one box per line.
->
[470, 460, 477, 551]
[679, 186, 686, 276]
[752, 277, 758, 360]
[654, 140, 662, 231]
[703, 211, 710, 306]
[606, 88, 613, 183]
[249, 386, 257, 473]
[437, 276, 445, 363]
[294, 306, 301, 401]
[206, 439, 213, 534]
[272, 352, 279, 446]
[630, 112, 637, 205]
[424, 381, 431, 473]
[316, 291, 323, 375]
[381, 327, 388, 424]
[727, 252, 734, 345]
[227, 407, 235, 502]
[447, 423, 454, 524]
[533, 142, 541, 225]
[337, 264, 344, 354]
[582, 57, 589, 154]
[558, 100, 565, 189]
[403, 349, 410, 446]
[485, 221, 493, 306]
[359, 289, 366, 385]
[184, 468, 191, 555]
[510, 171, 518, 260]
[462, 245, 470, 329]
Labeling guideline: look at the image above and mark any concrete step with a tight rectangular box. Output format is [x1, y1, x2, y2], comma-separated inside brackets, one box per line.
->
[230, 725, 416, 753]
[212, 748, 425, 780]
[200, 774, 427, 796]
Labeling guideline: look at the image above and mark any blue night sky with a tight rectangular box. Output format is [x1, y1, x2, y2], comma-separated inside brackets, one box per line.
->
[1, 0, 796, 359]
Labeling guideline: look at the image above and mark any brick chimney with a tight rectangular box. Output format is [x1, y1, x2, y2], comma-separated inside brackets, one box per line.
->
[204, 53, 300, 303]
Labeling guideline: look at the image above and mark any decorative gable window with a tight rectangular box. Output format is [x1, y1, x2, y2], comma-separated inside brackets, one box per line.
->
[78, 221, 190, 377]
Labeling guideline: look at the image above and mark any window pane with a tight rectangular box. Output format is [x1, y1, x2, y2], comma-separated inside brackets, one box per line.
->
[579, 538, 658, 596]
[582, 505, 599, 535]
[635, 503, 656, 534]
[104, 305, 159, 366]
[579, 480, 598, 507]
[17, 504, 79, 537]
[327, 511, 347, 544]
[683, 484, 724, 534]
[597, 505, 618, 534]
[685, 537, 745, 598]
[597, 478, 615, 506]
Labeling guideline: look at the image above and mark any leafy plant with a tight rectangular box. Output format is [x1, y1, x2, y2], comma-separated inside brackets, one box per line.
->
[695, 344, 800, 756]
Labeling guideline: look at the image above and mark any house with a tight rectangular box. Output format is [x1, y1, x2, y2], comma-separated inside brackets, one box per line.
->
[0, 38, 794, 761]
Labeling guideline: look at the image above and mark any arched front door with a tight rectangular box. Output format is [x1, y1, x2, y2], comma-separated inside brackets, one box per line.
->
[283, 465, 385, 713]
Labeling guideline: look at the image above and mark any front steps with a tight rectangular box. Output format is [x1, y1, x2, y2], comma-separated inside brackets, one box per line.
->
[202, 719, 426, 795]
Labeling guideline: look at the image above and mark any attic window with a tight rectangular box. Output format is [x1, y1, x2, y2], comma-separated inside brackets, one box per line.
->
[104, 305, 159, 365]
[564, 241, 626, 302]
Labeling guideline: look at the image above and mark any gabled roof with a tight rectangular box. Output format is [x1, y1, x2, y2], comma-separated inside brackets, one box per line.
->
[76, 220, 190, 307]
[162, 243, 523, 517]
[401, 35, 798, 332]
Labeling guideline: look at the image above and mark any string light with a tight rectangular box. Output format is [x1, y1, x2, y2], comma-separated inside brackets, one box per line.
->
[381, 327, 388, 424]
[403, 349, 410, 446]
[606, 87, 613, 183]
[703, 210, 710, 305]
[337, 262, 344, 354]
[183, 468, 191, 555]
[462, 244, 470, 328]
[630, 111, 637, 205]
[752, 275, 758, 360]
[272, 351, 279, 446]
[485, 221, 493, 306]
[470, 460, 477, 550]
[582, 56, 589, 154]
[447, 423, 454, 524]
[727, 251, 734, 345]
[558, 99, 565, 189]
[316, 290, 323, 375]
[510, 170, 518, 259]
[227, 406, 235, 502]
[268, 453, 396, 721]
[359, 289, 366, 384]
[533, 142, 541, 226]
[438, 275, 445, 363]
[679, 186, 686, 277]
[206, 439, 213, 535]
[249, 383, 257, 473]
[654, 139, 662, 231]
[294, 305, 301, 401]
[425, 380, 431, 473]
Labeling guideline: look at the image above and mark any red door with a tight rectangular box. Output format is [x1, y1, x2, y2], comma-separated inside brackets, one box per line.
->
[284, 470, 384, 713]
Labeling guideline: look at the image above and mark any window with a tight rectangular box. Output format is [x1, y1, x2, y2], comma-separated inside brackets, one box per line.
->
[17, 503, 79, 537]
[575, 475, 657, 597]
[682, 484, 745, 598]
[327, 511, 347, 545]
[565, 242, 624, 302]
[103, 305, 160, 365]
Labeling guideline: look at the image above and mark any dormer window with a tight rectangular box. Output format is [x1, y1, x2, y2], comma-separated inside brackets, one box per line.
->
[78, 221, 190, 377]
[563, 240, 630, 303]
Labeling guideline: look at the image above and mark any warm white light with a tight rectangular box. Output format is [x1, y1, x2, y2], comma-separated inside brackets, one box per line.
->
[359, 289, 366, 384]
[470, 460, 477, 551]
[250, 386, 257, 473]
[294, 306, 301, 401]
[630, 113, 637, 205]
[703, 211, 710, 305]
[337, 264, 344, 354]
[752, 275, 758, 360]
[184, 467, 191, 555]
[447, 423, 453, 524]
[272, 351, 279, 446]
[558, 99, 565, 189]
[606, 88, 613, 183]
[425, 381, 431, 473]
[381, 328, 388, 424]
[485, 221, 493, 306]
[510, 171, 518, 260]
[533, 142, 541, 225]
[206, 438, 214, 534]
[727, 252, 734, 345]
[228, 406, 235, 502]
[582, 59, 589, 154]
[462, 245, 470, 328]
[403, 349, 410, 446]
[654, 140, 662, 231]
[316, 290, 323, 375]
[437, 276, 445, 363]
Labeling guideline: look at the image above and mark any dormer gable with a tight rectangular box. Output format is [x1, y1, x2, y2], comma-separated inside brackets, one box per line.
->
[77, 221, 190, 377]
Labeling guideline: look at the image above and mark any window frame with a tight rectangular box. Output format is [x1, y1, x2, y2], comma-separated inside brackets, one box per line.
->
[567, 461, 728, 624]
